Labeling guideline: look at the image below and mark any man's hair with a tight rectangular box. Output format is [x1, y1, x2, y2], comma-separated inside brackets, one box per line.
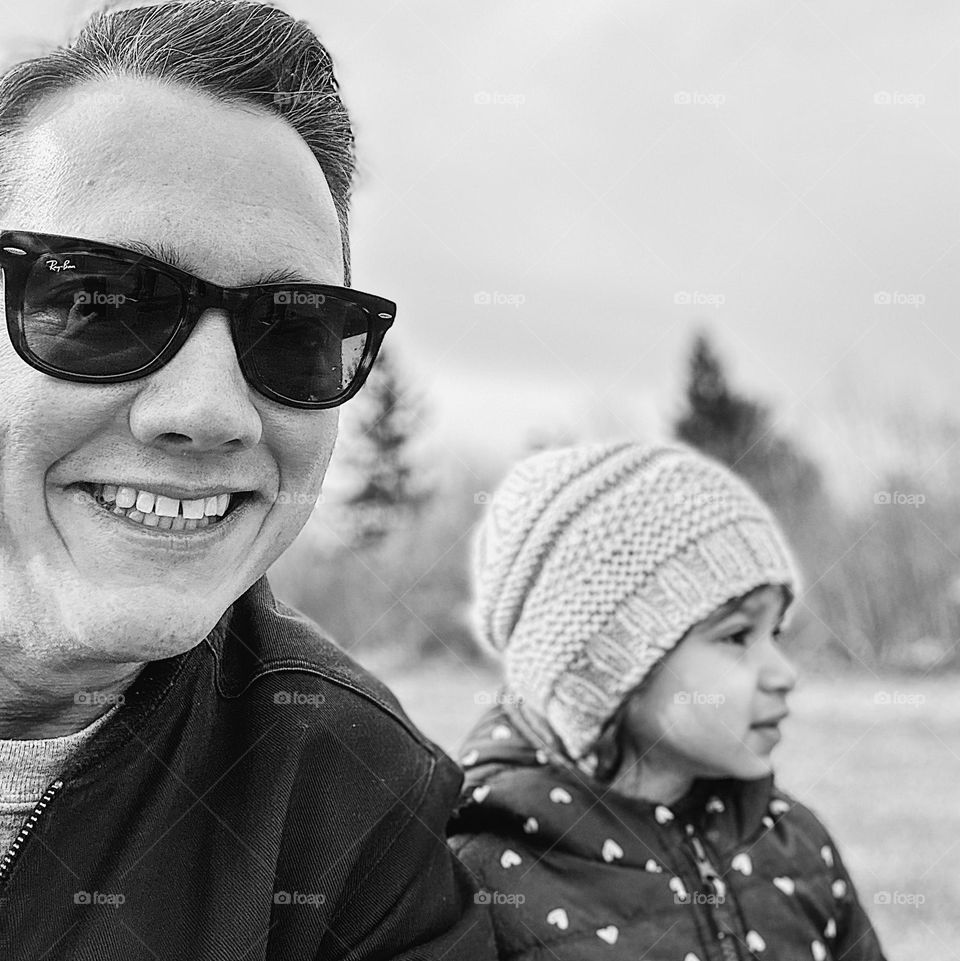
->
[0, 0, 355, 279]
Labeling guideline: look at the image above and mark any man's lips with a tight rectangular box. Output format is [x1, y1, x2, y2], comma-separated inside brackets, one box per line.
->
[71, 482, 255, 519]
[62, 481, 263, 538]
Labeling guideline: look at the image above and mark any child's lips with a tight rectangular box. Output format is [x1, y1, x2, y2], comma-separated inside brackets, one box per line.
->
[751, 723, 783, 746]
[751, 711, 789, 728]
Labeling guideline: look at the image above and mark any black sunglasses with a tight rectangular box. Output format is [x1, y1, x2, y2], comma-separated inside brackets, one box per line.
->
[0, 229, 396, 409]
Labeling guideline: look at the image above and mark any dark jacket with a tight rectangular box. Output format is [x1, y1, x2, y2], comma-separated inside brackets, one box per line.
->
[0, 575, 496, 961]
[448, 705, 886, 961]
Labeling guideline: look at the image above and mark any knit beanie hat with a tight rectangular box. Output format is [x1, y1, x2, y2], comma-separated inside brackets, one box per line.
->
[470, 441, 800, 762]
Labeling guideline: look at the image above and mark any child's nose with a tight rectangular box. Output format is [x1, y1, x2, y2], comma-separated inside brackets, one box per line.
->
[759, 638, 798, 693]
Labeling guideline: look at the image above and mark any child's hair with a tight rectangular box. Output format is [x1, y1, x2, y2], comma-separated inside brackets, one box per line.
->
[591, 662, 665, 784]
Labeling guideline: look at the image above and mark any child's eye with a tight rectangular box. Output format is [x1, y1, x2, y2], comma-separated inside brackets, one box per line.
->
[719, 629, 749, 646]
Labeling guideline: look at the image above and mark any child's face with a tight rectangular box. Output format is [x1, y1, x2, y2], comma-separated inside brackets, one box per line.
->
[619, 585, 797, 784]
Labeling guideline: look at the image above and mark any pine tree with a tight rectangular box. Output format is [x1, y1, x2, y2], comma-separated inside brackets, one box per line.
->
[674, 332, 765, 470]
[674, 332, 823, 519]
[340, 347, 431, 547]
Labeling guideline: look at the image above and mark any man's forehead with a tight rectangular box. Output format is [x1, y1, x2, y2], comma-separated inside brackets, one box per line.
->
[1, 76, 344, 285]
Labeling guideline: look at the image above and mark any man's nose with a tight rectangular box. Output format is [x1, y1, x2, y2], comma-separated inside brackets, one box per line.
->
[128, 310, 263, 453]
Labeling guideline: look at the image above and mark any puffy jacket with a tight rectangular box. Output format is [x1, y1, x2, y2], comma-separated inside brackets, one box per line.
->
[448, 704, 887, 961]
[0, 575, 497, 961]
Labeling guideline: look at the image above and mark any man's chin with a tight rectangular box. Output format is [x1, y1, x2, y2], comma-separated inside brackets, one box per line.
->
[63, 598, 231, 664]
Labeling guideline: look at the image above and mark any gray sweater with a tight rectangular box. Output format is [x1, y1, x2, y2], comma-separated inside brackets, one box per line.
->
[0, 707, 116, 853]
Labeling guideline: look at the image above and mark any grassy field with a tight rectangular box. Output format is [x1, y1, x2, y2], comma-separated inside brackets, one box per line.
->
[372, 658, 958, 961]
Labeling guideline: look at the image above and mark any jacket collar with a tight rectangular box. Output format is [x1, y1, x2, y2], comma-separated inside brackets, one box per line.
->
[56, 574, 299, 785]
[208, 576, 426, 743]
[455, 702, 778, 862]
[207, 573, 362, 698]
[59, 573, 438, 789]
[58, 619, 222, 786]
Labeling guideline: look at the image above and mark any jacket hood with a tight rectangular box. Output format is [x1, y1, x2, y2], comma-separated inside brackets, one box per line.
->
[452, 702, 780, 865]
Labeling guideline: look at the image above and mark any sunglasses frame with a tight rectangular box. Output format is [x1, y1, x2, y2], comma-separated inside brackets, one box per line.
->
[0, 228, 396, 409]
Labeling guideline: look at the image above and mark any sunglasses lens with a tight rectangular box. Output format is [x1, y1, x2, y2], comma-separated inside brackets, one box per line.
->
[243, 291, 372, 404]
[21, 253, 184, 375]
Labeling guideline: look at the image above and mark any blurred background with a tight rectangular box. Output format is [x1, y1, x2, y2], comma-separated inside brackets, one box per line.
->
[5, 1, 959, 955]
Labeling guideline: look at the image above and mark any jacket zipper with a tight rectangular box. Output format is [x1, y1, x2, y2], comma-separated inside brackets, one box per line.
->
[0, 778, 65, 892]
[686, 829, 747, 961]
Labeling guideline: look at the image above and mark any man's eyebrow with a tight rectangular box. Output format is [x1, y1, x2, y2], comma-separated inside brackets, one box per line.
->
[118, 239, 316, 285]
[120, 238, 193, 271]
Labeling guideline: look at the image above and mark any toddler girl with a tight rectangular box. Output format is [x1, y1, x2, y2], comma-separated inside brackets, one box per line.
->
[449, 441, 886, 961]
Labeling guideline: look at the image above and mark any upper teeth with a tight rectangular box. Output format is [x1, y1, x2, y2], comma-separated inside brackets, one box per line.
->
[99, 484, 231, 518]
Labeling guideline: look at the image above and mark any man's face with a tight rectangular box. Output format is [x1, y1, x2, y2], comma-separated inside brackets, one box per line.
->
[0, 76, 344, 665]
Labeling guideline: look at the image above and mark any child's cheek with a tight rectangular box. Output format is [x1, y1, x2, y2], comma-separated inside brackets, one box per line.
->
[663, 698, 718, 744]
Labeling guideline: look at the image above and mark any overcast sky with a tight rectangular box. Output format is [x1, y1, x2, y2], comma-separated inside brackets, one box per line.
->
[3, 0, 958, 479]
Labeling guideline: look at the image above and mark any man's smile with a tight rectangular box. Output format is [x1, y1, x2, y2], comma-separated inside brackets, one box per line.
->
[68, 481, 258, 537]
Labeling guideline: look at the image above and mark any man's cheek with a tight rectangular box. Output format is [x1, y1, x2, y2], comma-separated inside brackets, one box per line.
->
[291, 417, 338, 493]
